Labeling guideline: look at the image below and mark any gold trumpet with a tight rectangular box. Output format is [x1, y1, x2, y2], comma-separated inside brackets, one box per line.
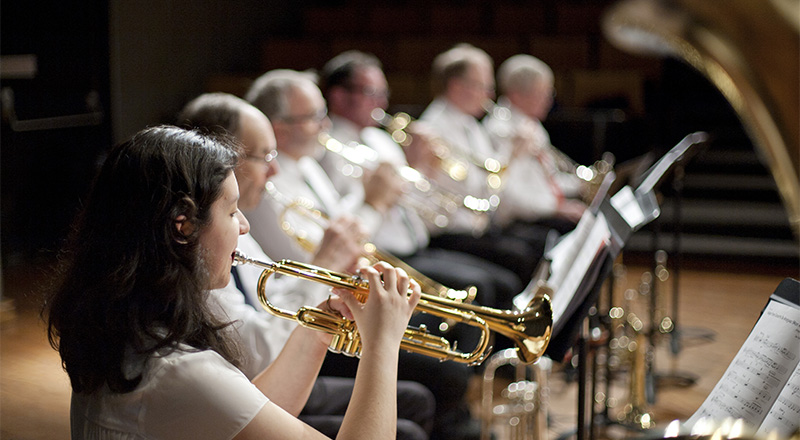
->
[233, 250, 554, 365]
[266, 182, 477, 303]
[318, 131, 497, 230]
[371, 108, 506, 190]
[486, 104, 617, 207]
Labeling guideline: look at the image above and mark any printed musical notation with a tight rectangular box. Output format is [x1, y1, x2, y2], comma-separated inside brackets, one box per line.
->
[688, 300, 800, 438]
[758, 366, 800, 438]
[751, 331, 798, 363]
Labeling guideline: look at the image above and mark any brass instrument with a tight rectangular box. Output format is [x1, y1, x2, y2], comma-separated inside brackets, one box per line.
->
[480, 349, 551, 440]
[372, 108, 506, 191]
[617, 332, 655, 430]
[266, 181, 477, 304]
[319, 131, 496, 231]
[610, 269, 657, 430]
[233, 250, 555, 365]
[486, 102, 617, 207]
[603, 0, 800, 238]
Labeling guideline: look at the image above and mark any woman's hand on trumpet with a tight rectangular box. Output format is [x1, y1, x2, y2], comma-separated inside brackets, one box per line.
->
[332, 262, 422, 351]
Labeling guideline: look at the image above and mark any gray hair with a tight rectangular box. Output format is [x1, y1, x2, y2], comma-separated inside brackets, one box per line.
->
[497, 54, 553, 95]
[245, 69, 319, 120]
[178, 92, 249, 136]
[430, 43, 493, 95]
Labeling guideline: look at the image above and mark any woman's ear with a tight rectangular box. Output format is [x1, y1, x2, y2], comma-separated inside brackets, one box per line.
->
[174, 214, 196, 243]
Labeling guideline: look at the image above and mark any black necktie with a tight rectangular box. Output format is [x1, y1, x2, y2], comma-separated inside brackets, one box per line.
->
[231, 266, 257, 309]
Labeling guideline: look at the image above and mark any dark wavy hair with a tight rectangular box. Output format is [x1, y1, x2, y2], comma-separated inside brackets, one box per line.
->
[45, 125, 243, 394]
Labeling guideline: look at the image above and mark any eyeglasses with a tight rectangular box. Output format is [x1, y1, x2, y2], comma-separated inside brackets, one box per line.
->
[245, 150, 278, 166]
[346, 84, 391, 100]
[280, 108, 328, 124]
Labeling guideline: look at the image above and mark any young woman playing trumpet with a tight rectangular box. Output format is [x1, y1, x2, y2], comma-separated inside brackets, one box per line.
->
[44, 125, 420, 439]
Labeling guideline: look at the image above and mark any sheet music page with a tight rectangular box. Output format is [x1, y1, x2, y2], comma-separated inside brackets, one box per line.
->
[547, 209, 597, 291]
[757, 363, 800, 438]
[551, 213, 610, 329]
[687, 300, 800, 432]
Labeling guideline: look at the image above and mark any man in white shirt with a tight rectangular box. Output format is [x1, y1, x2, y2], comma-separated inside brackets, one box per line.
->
[318, 50, 521, 314]
[419, 44, 544, 285]
[484, 54, 587, 237]
[178, 92, 435, 440]
[243, 69, 402, 267]
[244, 71, 489, 440]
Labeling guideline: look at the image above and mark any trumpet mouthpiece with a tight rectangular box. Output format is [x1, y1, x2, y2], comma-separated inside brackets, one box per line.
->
[232, 250, 249, 266]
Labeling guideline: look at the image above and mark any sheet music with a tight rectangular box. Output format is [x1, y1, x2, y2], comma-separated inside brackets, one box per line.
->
[758, 364, 800, 437]
[550, 213, 610, 331]
[687, 300, 800, 435]
[546, 209, 597, 291]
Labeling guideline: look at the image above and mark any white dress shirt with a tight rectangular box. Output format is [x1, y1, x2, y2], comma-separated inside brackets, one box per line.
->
[483, 98, 584, 226]
[419, 97, 498, 235]
[245, 153, 383, 262]
[317, 115, 429, 256]
[70, 347, 268, 439]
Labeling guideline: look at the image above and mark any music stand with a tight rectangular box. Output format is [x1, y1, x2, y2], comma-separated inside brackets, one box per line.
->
[543, 132, 708, 440]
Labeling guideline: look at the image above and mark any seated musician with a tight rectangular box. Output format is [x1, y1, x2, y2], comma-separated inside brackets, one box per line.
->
[418, 43, 544, 285]
[318, 49, 520, 315]
[483, 54, 587, 237]
[178, 92, 435, 440]
[241, 69, 401, 264]
[243, 69, 489, 440]
[44, 125, 421, 439]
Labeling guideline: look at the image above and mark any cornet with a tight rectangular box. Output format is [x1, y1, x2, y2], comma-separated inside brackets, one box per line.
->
[318, 131, 496, 230]
[486, 103, 617, 206]
[371, 108, 506, 190]
[266, 181, 477, 304]
[233, 250, 554, 365]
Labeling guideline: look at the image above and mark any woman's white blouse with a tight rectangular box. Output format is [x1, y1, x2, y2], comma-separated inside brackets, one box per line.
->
[70, 348, 268, 439]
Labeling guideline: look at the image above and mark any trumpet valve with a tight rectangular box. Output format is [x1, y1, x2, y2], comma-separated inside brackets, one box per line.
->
[328, 320, 362, 357]
[294, 306, 363, 357]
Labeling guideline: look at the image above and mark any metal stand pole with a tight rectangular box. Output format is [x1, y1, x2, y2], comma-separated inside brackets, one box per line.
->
[576, 318, 589, 440]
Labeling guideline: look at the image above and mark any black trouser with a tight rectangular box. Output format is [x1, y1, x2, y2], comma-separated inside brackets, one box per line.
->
[317, 350, 473, 440]
[427, 231, 543, 292]
[301, 376, 435, 440]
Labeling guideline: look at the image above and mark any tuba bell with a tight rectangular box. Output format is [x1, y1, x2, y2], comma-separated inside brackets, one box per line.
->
[602, 0, 800, 238]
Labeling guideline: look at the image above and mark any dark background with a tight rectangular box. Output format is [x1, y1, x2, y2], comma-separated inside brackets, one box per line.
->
[2, 0, 796, 283]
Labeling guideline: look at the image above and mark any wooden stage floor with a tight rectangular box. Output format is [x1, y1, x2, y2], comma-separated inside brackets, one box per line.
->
[1, 256, 797, 439]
